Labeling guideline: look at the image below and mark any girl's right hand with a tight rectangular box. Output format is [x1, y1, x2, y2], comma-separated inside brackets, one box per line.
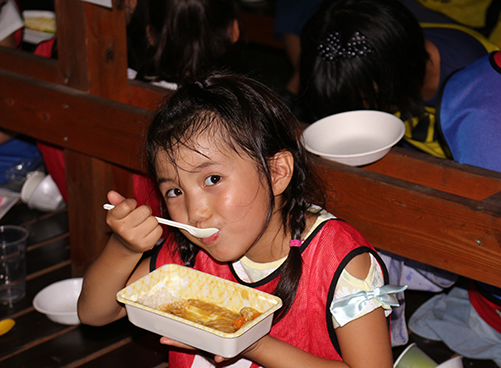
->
[106, 190, 163, 254]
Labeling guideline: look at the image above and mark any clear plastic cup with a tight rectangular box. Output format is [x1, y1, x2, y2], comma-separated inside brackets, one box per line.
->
[0, 226, 29, 306]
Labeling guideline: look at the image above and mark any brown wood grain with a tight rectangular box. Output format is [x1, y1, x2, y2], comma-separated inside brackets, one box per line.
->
[364, 146, 501, 201]
[55, 0, 134, 276]
[0, 47, 59, 83]
[0, 68, 150, 172]
[237, 11, 284, 49]
[316, 157, 501, 287]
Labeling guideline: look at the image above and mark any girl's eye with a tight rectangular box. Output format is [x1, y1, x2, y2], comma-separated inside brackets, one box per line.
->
[204, 175, 221, 186]
[166, 188, 182, 198]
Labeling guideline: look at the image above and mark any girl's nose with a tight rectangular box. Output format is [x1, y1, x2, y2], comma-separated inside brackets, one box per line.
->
[185, 193, 210, 225]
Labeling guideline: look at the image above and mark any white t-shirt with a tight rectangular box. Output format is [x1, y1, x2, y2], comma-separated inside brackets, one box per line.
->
[0, 0, 24, 42]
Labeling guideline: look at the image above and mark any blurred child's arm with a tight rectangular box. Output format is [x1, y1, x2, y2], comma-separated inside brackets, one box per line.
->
[77, 191, 163, 326]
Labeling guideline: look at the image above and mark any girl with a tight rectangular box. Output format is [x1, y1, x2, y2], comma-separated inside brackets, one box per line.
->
[300, 0, 498, 158]
[78, 72, 403, 367]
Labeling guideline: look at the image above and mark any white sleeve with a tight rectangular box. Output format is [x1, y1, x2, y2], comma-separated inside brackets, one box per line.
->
[331, 253, 399, 328]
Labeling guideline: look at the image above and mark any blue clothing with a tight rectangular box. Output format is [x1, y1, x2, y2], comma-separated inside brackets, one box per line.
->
[273, 0, 323, 39]
[438, 52, 501, 171]
[0, 137, 41, 184]
[409, 286, 501, 366]
[422, 26, 490, 106]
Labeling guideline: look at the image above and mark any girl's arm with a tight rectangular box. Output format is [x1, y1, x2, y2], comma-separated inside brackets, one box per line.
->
[162, 307, 390, 368]
[77, 191, 163, 326]
[243, 307, 391, 368]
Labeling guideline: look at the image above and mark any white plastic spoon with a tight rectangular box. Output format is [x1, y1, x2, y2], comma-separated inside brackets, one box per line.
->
[103, 204, 219, 238]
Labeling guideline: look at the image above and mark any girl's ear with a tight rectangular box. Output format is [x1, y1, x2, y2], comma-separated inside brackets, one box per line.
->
[146, 25, 156, 46]
[270, 150, 294, 197]
[229, 19, 240, 44]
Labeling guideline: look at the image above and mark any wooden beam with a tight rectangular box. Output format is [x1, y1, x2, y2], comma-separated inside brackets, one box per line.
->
[0, 68, 151, 172]
[0, 47, 59, 83]
[317, 156, 501, 287]
[0, 47, 167, 110]
[364, 147, 501, 201]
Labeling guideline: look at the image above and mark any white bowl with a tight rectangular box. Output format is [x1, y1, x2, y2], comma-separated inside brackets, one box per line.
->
[117, 264, 283, 358]
[21, 171, 65, 212]
[20, 171, 45, 203]
[302, 110, 405, 166]
[436, 356, 462, 368]
[22, 10, 56, 44]
[33, 278, 83, 325]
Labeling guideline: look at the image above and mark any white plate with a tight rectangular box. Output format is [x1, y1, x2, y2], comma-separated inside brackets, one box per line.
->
[302, 110, 405, 166]
[22, 10, 56, 44]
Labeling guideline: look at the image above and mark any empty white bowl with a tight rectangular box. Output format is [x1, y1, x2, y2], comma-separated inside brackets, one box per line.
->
[302, 110, 405, 166]
[33, 278, 83, 325]
[21, 171, 65, 212]
[436, 356, 462, 368]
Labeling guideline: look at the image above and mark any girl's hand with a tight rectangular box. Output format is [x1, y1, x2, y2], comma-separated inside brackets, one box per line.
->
[106, 190, 163, 254]
[159, 333, 268, 365]
[159, 337, 232, 364]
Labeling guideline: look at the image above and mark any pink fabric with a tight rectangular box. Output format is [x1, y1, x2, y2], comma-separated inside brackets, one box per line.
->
[494, 50, 501, 67]
[469, 281, 501, 335]
[37, 142, 67, 202]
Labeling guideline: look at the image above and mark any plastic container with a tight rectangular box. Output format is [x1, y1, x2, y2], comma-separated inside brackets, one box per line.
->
[117, 264, 283, 358]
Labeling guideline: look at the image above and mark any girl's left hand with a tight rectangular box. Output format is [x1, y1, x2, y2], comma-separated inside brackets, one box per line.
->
[159, 336, 255, 364]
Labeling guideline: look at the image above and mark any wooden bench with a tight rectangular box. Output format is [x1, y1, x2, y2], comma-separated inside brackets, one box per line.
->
[1, 1, 500, 288]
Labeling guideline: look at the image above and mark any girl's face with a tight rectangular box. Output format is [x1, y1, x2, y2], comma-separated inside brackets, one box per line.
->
[155, 133, 289, 263]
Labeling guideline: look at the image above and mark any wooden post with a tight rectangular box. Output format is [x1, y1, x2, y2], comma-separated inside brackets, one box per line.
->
[54, 0, 133, 276]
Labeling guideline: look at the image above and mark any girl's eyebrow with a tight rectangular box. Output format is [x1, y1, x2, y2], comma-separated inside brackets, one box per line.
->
[193, 161, 221, 171]
[157, 161, 222, 184]
[157, 177, 175, 185]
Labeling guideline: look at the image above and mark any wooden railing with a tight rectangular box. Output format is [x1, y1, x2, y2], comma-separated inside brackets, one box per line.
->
[1, 1, 500, 288]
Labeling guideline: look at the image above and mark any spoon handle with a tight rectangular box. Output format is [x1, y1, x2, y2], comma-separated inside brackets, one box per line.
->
[103, 204, 178, 227]
[102, 204, 218, 238]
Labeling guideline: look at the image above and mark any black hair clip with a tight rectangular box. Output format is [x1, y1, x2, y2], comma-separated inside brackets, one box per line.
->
[318, 31, 372, 61]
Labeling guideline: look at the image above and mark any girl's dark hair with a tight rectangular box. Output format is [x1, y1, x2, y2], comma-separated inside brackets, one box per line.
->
[147, 0, 238, 84]
[300, 0, 428, 123]
[146, 72, 326, 319]
[126, 0, 155, 74]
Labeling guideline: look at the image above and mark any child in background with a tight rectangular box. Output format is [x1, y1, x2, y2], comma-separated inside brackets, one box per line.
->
[78, 72, 405, 367]
[137, 0, 239, 86]
[300, 0, 498, 158]
[438, 51, 501, 172]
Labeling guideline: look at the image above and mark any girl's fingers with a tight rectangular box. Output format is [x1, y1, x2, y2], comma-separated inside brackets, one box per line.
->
[159, 337, 195, 351]
[107, 190, 126, 205]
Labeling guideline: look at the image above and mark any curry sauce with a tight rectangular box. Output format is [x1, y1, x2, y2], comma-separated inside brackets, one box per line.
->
[159, 299, 261, 333]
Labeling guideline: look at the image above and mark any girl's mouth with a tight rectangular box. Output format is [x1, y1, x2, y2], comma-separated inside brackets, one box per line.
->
[201, 231, 219, 245]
